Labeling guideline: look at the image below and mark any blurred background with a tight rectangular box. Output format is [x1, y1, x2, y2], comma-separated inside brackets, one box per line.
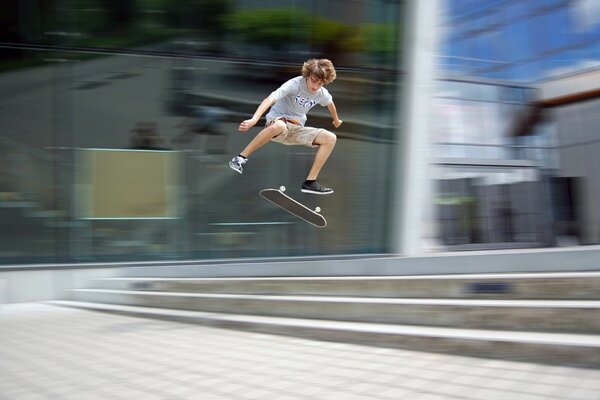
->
[0, 0, 599, 265]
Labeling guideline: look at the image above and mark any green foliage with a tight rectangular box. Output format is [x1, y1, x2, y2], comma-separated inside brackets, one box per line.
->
[228, 7, 313, 48]
[227, 7, 398, 56]
[359, 24, 399, 56]
[311, 17, 351, 47]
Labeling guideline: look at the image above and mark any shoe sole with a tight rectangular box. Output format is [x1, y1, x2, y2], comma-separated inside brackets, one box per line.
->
[229, 163, 243, 174]
[301, 189, 334, 195]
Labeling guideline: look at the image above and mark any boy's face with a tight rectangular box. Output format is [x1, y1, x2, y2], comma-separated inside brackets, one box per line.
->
[306, 75, 324, 94]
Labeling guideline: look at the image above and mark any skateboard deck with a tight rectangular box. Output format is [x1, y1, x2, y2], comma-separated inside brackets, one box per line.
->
[260, 187, 327, 228]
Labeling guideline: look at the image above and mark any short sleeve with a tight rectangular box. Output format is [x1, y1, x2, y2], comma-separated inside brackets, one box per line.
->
[270, 78, 298, 102]
[319, 88, 332, 106]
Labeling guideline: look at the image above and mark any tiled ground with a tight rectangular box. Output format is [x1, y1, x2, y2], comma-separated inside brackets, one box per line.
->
[1, 303, 599, 400]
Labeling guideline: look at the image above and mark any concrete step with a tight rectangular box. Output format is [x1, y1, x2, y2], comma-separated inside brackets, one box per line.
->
[69, 288, 600, 334]
[47, 300, 600, 368]
[93, 272, 600, 299]
[115, 248, 600, 278]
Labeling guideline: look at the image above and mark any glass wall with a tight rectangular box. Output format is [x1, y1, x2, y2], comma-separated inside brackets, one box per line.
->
[430, 0, 600, 250]
[432, 165, 547, 250]
[440, 0, 600, 82]
[433, 79, 538, 160]
[429, 78, 554, 250]
[0, 0, 406, 264]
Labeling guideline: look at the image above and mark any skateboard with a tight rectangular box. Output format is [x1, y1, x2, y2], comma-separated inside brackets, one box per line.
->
[260, 187, 327, 228]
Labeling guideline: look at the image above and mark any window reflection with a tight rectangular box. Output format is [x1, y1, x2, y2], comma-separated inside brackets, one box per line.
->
[430, 78, 555, 250]
[0, 0, 405, 264]
[441, 0, 600, 82]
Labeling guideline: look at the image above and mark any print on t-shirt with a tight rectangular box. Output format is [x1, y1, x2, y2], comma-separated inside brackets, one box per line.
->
[294, 94, 317, 109]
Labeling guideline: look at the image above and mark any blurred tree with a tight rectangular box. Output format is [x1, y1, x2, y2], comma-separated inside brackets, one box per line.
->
[195, 0, 231, 35]
[0, 0, 20, 43]
[228, 8, 312, 50]
[360, 24, 399, 57]
[0, 0, 60, 59]
[99, 0, 138, 32]
[162, 0, 231, 34]
[311, 16, 356, 62]
[228, 7, 354, 55]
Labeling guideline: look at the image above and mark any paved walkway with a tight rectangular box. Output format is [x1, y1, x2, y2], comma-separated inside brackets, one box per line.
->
[1, 304, 599, 400]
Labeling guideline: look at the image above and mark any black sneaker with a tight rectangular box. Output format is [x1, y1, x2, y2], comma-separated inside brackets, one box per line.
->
[229, 155, 247, 174]
[301, 181, 334, 195]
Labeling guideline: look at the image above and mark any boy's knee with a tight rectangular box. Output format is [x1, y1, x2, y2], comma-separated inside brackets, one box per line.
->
[314, 130, 336, 146]
[324, 130, 337, 145]
[267, 120, 286, 137]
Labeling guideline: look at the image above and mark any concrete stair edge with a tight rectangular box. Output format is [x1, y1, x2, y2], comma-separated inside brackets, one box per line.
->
[92, 273, 600, 299]
[116, 252, 600, 278]
[71, 288, 600, 307]
[67, 288, 600, 334]
[100, 271, 600, 280]
[46, 300, 600, 368]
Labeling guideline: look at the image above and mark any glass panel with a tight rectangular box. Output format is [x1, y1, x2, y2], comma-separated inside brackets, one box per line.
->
[433, 166, 544, 249]
[0, 0, 406, 265]
[506, 20, 532, 62]
[479, 84, 499, 102]
[0, 49, 67, 263]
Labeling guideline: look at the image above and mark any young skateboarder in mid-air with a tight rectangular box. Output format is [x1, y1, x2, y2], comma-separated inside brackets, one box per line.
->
[229, 58, 342, 195]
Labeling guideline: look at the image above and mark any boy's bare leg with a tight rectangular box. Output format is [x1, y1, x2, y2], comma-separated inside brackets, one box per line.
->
[239, 120, 286, 158]
[306, 130, 337, 180]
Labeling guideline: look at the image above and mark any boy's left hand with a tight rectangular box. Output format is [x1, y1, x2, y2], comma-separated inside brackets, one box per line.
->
[332, 119, 343, 128]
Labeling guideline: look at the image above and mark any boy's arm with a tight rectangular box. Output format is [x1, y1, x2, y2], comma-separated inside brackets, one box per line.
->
[239, 95, 276, 132]
[327, 101, 343, 128]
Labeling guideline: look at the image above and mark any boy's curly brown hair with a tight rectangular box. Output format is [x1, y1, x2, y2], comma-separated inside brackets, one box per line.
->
[301, 59, 337, 84]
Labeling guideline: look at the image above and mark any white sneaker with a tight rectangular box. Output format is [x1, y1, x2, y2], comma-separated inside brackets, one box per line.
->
[229, 155, 247, 174]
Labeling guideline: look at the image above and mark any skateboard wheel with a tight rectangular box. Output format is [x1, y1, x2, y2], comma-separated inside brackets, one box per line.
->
[280, 186, 286, 192]
[315, 207, 321, 213]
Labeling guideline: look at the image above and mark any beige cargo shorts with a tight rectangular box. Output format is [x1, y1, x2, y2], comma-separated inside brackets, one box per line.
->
[267, 118, 324, 148]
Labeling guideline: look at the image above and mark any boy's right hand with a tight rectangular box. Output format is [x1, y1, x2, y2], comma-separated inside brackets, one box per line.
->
[239, 119, 257, 132]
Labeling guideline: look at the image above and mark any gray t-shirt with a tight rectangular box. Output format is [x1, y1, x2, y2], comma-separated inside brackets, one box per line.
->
[266, 76, 332, 126]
